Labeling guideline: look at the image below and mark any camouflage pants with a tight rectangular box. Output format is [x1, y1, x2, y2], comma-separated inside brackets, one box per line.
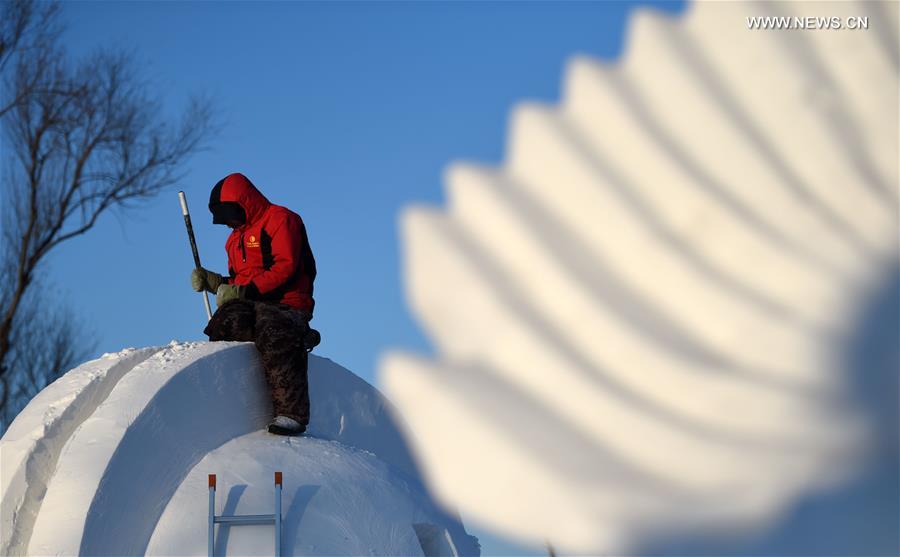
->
[203, 300, 312, 426]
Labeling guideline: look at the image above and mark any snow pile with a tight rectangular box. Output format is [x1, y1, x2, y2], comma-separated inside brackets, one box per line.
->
[1, 341, 478, 556]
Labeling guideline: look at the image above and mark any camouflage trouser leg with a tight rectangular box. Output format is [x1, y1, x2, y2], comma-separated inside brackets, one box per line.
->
[253, 303, 311, 426]
[204, 300, 312, 426]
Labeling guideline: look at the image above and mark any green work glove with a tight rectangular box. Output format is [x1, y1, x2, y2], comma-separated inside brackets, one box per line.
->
[190, 267, 226, 293]
[215, 283, 247, 307]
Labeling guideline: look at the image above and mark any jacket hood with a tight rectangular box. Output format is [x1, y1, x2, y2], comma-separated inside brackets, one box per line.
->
[209, 173, 271, 226]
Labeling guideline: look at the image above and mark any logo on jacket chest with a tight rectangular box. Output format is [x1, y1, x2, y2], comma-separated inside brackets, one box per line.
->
[245, 234, 261, 248]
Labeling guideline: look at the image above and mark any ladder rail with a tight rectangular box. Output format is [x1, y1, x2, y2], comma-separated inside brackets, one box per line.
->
[208, 474, 216, 557]
[275, 472, 283, 557]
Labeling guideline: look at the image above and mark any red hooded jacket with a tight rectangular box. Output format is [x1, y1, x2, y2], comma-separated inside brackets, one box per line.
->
[210, 173, 316, 313]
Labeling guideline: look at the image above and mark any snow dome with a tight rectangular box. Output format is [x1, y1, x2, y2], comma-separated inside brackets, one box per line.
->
[0, 342, 479, 556]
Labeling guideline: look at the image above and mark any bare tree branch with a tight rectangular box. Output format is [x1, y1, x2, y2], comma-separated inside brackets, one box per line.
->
[0, 0, 61, 118]
[0, 1, 218, 431]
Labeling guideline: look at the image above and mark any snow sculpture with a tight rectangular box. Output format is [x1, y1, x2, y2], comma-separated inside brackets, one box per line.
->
[1, 342, 479, 556]
[380, 1, 898, 554]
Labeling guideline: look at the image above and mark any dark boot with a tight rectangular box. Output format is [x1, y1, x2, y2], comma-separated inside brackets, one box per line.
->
[267, 415, 306, 436]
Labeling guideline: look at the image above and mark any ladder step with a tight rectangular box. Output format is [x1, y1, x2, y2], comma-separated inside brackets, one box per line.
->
[214, 514, 276, 525]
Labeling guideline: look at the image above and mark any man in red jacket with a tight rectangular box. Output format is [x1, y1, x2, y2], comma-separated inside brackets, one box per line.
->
[190, 173, 318, 436]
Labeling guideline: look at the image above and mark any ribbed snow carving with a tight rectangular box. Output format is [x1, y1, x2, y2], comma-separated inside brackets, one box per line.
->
[380, 1, 898, 553]
[1, 342, 480, 556]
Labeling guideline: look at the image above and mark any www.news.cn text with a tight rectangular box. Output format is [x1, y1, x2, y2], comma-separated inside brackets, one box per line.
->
[747, 16, 869, 31]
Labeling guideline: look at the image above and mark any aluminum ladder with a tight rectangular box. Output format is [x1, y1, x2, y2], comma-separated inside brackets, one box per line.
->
[208, 471, 283, 556]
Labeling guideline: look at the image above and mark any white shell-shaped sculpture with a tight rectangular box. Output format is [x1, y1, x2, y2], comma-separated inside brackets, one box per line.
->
[380, 1, 898, 554]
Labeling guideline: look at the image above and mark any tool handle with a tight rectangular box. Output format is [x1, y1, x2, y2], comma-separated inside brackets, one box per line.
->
[179, 191, 213, 320]
[179, 191, 203, 268]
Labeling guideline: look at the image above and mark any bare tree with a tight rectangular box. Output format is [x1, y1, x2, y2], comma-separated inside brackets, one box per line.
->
[0, 0, 217, 430]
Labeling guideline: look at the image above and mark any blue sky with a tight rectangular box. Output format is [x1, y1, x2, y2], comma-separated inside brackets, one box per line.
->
[55, 1, 684, 554]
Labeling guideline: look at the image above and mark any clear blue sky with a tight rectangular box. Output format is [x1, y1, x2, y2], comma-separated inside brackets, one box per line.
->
[56, 1, 684, 554]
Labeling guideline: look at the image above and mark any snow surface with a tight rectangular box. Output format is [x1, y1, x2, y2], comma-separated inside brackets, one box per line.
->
[0, 341, 478, 556]
[148, 432, 464, 556]
[1, 346, 162, 556]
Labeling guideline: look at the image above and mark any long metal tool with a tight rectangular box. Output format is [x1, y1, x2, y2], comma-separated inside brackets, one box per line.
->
[179, 191, 213, 321]
[208, 472, 283, 556]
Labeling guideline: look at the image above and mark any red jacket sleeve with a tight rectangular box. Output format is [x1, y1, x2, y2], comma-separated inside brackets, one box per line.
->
[249, 212, 302, 295]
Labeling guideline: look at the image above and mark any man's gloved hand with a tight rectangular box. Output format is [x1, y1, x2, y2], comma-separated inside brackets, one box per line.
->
[215, 283, 247, 307]
[190, 268, 226, 293]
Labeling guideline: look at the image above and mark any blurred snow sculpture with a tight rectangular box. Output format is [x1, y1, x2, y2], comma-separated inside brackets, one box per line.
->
[380, 1, 898, 554]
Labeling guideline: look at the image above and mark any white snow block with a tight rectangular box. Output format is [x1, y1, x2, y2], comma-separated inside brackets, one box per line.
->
[26, 342, 268, 556]
[0, 346, 162, 556]
[3, 341, 477, 556]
